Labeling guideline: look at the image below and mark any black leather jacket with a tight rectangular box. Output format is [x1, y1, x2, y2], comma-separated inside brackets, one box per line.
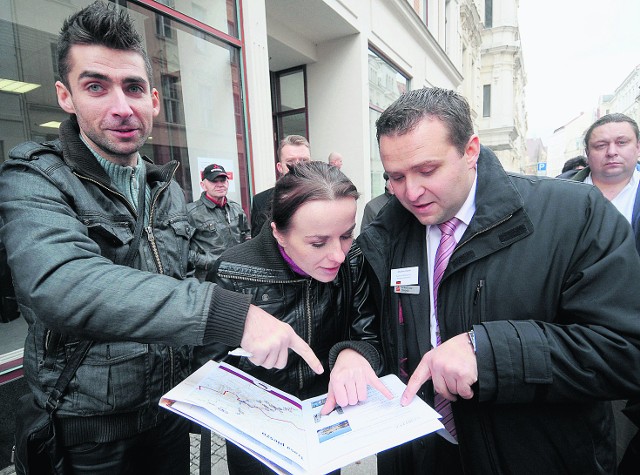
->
[205, 228, 383, 399]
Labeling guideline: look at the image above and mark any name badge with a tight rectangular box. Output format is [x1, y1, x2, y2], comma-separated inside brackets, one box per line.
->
[390, 266, 419, 286]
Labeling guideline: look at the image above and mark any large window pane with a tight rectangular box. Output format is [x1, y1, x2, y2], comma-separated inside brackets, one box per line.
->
[368, 48, 409, 195]
[156, 0, 238, 38]
[278, 70, 305, 111]
[272, 66, 308, 164]
[278, 113, 307, 139]
[0, 0, 249, 208]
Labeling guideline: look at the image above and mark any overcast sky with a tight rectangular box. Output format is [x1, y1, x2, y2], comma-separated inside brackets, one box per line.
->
[518, 0, 640, 141]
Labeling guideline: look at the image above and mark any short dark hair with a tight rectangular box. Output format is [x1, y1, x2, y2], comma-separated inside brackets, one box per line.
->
[561, 156, 587, 173]
[584, 113, 640, 151]
[271, 161, 359, 232]
[376, 87, 474, 156]
[57, 1, 152, 88]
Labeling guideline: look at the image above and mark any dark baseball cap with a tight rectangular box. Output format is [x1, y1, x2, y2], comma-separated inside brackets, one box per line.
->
[202, 164, 229, 181]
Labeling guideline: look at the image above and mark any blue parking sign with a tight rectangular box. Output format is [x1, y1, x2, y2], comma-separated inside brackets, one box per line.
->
[537, 162, 547, 172]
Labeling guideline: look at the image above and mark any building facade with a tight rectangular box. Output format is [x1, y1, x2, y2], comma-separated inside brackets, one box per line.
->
[598, 64, 640, 127]
[476, 0, 528, 172]
[1, 0, 528, 222]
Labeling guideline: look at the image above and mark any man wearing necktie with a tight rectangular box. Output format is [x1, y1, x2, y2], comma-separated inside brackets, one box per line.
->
[357, 87, 640, 475]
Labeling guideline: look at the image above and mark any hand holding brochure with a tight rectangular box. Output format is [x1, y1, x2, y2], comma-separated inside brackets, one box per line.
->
[160, 360, 444, 475]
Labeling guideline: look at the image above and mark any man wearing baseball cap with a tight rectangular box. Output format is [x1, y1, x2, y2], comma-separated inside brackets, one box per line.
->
[187, 164, 250, 281]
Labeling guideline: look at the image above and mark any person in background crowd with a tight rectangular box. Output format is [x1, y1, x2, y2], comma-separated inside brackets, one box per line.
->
[0, 3, 322, 474]
[206, 161, 390, 475]
[556, 155, 587, 178]
[572, 113, 640, 473]
[250, 135, 311, 237]
[328, 151, 344, 169]
[357, 87, 640, 475]
[361, 172, 394, 229]
[187, 163, 250, 282]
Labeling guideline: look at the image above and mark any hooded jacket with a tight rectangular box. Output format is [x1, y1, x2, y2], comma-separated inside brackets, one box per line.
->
[357, 146, 640, 474]
[0, 118, 252, 444]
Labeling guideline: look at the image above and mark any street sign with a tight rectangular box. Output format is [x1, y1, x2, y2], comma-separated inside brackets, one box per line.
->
[537, 162, 547, 172]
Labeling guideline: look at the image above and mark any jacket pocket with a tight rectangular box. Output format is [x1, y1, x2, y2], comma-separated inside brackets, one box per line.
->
[82, 217, 134, 264]
[64, 341, 150, 413]
[154, 217, 194, 278]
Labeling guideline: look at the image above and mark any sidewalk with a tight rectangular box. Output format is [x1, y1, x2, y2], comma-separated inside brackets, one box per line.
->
[1, 431, 376, 475]
[189, 431, 376, 474]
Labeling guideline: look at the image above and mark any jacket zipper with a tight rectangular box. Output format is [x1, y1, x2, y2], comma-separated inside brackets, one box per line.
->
[473, 280, 484, 306]
[299, 279, 312, 391]
[215, 271, 307, 286]
[75, 163, 179, 387]
[457, 219, 508, 474]
[75, 162, 179, 274]
[144, 174, 176, 274]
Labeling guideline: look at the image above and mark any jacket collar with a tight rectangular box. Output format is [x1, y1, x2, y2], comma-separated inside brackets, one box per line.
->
[56, 116, 178, 188]
[359, 146, 532, 272]
[462, 146, 525, 241]
[572, 166, 590, 182]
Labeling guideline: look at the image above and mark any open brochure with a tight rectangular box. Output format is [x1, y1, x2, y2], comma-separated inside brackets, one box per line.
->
[160, 360, 444, 475]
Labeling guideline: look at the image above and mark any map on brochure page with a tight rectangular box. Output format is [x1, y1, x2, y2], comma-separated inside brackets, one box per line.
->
[161, 360, 444, 474]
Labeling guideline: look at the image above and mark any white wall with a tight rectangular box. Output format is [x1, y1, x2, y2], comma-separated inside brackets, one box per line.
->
[242, 1, 277, 195]
[242, 0, 462, 216]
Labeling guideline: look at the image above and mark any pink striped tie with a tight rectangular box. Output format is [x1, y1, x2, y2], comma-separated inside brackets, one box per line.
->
[433, 217, 461, 440]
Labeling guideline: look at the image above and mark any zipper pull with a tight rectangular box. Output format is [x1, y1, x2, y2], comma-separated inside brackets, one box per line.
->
[474, 280, 484, 305]
[145, 225, 155, 243]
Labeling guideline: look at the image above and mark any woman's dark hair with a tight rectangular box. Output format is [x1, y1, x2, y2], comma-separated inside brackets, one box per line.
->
[271, 161, 359, 232]
[57, 1, 152, 88]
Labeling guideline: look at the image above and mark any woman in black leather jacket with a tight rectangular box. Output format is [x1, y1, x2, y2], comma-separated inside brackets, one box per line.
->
[206, 161, 388, 475]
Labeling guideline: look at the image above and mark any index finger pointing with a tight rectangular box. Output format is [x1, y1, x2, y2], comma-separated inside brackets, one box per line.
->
[320, 390, 337, 415]
[369, 376, 394, 400]
[401, 361, 432, 406]
[289, 334, 324, 375]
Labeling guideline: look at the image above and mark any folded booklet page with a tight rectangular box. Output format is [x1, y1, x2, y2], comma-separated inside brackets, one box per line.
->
[160, 360, 444, 475]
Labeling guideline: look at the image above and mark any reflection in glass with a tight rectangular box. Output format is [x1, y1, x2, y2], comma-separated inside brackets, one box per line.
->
[0, 0, 248, 209]
[368, 49, 409, 195]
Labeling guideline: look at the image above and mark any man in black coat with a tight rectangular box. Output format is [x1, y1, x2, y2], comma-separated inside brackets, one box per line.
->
[358, 88, 640, 475]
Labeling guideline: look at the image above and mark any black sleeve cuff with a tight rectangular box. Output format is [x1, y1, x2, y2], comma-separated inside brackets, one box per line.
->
[203, 285, 252, 347]
[328, 340, 382, 374]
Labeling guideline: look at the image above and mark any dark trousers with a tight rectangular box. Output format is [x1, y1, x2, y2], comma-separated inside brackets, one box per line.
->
[62, 414, 191, 475]
[377, 434, 464, 475]
[226, 439, 340, 475]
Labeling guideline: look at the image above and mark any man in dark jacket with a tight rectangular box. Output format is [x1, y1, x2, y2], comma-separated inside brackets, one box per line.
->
[188, 163, 250, 281]
[361, 172, 394, 229]
[0, 3, 322, 474]
[555, 155, 587, 179]
[250, 135, 311, 237]
[572, 113, 640, 473]
[357, 87, 640, 475]
[573, 113, 640, 253]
